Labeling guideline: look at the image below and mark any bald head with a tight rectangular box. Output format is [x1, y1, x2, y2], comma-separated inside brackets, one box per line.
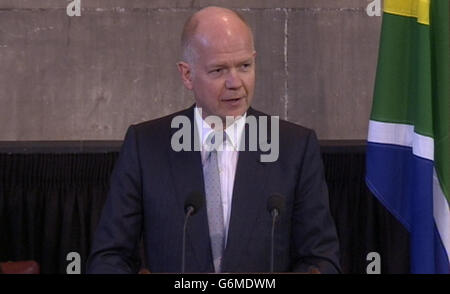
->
[181, 7, 254, 64]
[177, 7, 257, 120]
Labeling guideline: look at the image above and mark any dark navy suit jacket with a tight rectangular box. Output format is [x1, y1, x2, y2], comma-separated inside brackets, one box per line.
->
[86, 106, 341, 273]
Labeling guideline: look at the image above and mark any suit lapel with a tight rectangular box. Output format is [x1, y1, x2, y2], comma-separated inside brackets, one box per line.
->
[222, 108, 271, 271]
[167, 106, 272, 272]
[167, 105, 213, 272]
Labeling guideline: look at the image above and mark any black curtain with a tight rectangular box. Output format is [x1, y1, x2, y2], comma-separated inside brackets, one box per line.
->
[323, 152, 409, 273]
[0, 149, 409, 274]
[0, 154, 114, 274]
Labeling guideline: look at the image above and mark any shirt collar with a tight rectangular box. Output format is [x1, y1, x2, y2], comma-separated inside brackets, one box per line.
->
[194, 106, 246, 152]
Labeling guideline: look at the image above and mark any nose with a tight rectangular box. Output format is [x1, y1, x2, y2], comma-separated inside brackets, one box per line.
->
[225, 69, 243, 90]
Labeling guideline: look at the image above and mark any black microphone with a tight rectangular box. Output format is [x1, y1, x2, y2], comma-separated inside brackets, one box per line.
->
[182, 191, 204, 273]
[267, 193, 285, 273]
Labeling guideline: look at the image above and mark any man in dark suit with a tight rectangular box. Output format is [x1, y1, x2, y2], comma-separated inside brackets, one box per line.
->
[87, 6, 340, 274]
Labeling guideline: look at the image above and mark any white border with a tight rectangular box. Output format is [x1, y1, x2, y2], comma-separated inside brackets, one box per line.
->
[368, 120, 449, 265]
[368, 120, 434, 161]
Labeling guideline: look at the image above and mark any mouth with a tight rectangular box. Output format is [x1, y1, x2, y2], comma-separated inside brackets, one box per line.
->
[222, 97, 244, 103]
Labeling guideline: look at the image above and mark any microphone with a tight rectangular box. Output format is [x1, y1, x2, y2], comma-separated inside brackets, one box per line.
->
[267, 193, 285, 273]
[182, 191, 204, 273]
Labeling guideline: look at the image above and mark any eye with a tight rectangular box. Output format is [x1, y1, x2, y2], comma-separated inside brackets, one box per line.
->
[209, 68, 223, 74]
[241, 63, 251, 71]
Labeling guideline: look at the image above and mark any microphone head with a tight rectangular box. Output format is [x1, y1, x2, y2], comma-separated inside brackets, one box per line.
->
[184, 191, 204, 215]
[267, 193, 285, 215]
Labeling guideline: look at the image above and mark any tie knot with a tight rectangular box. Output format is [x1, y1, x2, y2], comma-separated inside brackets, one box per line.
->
[205, 131, 227, 152]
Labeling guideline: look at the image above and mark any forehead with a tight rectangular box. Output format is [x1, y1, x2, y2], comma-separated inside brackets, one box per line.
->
[193, 32, 254, 65]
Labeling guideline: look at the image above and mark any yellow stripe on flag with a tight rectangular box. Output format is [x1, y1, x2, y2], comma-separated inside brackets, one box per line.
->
[384, 0, 430, 25]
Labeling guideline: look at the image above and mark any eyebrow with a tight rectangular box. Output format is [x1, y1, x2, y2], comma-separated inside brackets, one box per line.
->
[238, 58, 253, 63]
[207, 58, 254, 69]
[207, 62, 227, 69]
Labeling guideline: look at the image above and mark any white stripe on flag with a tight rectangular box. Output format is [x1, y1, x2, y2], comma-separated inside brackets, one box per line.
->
[433, 169, 450, 263]
[367, 120, 434, 161]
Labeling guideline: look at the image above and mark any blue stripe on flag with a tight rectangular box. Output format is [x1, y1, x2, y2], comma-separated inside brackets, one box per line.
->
[433, 228, 450, 273]
[366, 142, 449, 273]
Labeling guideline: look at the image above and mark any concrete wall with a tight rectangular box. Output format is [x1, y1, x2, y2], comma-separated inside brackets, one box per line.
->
[0, 0, 382, 140]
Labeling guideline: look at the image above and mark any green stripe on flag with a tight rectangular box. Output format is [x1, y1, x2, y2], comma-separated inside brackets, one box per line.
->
[371, 13, 433, 138]
[370, 0, 449, 202]
[430, 0, 449, 202]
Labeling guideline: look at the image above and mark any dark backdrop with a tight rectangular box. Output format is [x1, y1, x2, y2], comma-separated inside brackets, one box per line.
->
[0, 142, 409, 274]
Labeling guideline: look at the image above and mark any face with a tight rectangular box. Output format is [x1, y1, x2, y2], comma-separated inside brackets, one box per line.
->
[178, 25, 256, 122]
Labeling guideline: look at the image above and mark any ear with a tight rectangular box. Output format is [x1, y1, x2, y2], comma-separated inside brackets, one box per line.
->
[177, 61, 194, 90]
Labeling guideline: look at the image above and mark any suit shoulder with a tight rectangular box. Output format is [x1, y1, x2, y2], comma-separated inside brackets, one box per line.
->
[279, 118, 315, 139]
[130, 107, 192, 135]
[249, 108, 315, 139]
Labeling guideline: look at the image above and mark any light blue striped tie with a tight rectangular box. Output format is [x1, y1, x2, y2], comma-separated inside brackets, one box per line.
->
[203, 132, 225, 272]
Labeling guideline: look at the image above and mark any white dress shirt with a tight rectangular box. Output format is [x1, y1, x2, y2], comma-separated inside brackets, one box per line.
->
[194, 106, 246, 245]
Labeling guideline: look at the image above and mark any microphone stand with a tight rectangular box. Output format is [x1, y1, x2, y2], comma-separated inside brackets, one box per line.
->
[182, 206, 194, 274]
[270, 208, 279, 273]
